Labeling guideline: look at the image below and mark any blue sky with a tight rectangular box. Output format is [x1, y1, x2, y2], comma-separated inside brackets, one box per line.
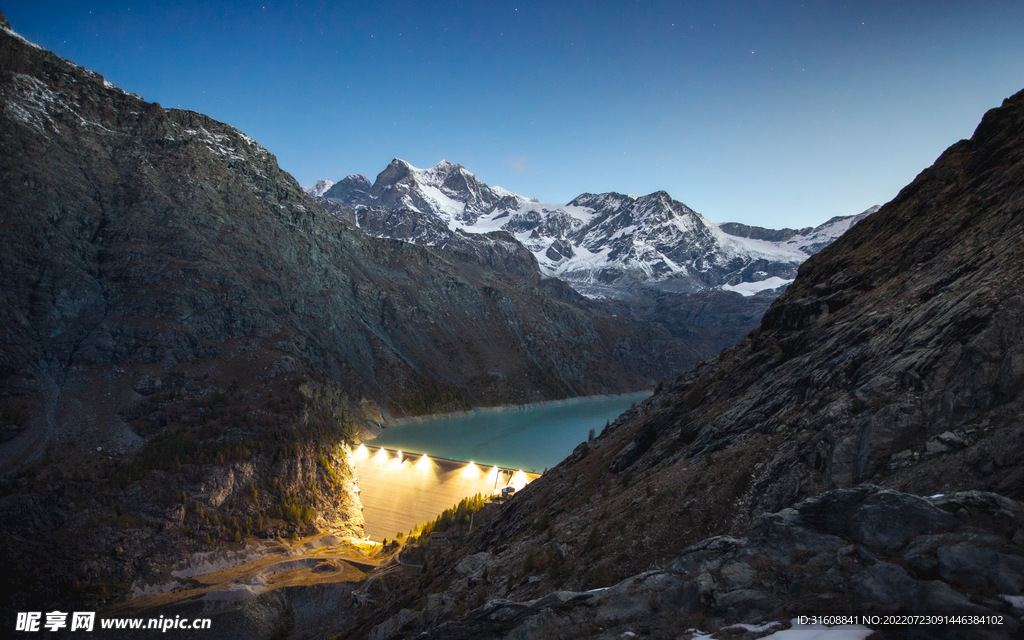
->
[4, 1, 1024, 227]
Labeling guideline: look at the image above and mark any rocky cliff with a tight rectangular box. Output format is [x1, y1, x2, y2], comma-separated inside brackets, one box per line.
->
[352, 91, 1024, 639]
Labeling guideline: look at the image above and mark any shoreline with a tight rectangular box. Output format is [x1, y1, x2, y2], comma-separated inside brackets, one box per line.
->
[381, 390, 653, 427]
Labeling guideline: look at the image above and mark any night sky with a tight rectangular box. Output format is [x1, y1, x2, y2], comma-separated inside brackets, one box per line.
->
[4, 1, 1024, 227]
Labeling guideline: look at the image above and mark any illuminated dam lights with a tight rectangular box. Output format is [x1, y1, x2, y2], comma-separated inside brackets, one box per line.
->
[351, 445, 541, 540]
[357, 446, 531, 488]
[512, 470, 529, 490]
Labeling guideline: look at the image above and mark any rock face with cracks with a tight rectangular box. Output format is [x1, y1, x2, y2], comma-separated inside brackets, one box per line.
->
[366, 486, 1022, 640]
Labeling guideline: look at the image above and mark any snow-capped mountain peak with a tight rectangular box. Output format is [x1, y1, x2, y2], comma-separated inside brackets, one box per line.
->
[303, 179, 334, 198]
[323, 158, 526, 226]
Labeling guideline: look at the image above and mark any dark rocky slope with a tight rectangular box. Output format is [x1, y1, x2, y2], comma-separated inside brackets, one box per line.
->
[599, 288, 784, 362]
[0, 12, 695, 619]
[354, 92, 1024, 639]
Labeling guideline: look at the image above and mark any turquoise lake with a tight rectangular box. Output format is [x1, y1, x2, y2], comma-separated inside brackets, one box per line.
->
[368, 391, 651, 473]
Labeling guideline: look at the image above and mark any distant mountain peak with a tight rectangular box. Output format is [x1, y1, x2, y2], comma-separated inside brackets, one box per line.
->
[375, 158, 416, 187]
[341, 173, 371, 187]
[324, 158, 522, 226]
[303, 179, 334, 198]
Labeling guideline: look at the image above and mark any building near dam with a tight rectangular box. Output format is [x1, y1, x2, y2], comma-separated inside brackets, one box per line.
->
[351, 445, 537, 541]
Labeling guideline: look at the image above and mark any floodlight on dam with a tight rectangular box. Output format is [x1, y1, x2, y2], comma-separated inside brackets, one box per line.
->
[354, 444, 368, 461]
[374, 447, 389, 464]
[487, 465, 500, 485]
[416, 453, 432, 470]
[512, 470, 529, 490]
[391, 451, 405, 467]
[462, 462, 481, 478]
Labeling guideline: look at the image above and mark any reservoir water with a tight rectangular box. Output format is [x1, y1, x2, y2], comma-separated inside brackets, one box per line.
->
[368, 391, 651, 472]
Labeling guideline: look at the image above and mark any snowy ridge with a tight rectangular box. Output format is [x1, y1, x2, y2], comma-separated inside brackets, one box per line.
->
[722, 276, 794, 297]
[303, 179, 334, 198]
[0, 23, 43, 51]
[324, 158, 527, 227]
[781, 206, 880, 254]
[315, 159, 876, 300]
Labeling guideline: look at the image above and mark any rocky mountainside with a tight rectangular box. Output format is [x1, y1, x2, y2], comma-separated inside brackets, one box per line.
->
[0, 12, 695, 618]
[319, 159, 874, 358]
[351, 91, 1024, 639]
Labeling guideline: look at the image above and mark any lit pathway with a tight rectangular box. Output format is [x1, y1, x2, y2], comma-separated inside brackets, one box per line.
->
[351, 445, 537, 541]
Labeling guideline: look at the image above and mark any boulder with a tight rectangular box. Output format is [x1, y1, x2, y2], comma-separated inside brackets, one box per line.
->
[794, 485, 957, 548]
[936, 544, 1024, 593]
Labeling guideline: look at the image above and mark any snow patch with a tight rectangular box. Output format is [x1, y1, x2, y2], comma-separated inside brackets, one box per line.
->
[176, 125, 263, 165]
[710, 222, 809, 264]
[1002, 594, 1024, 609]
[757, 619, 874, 640]
[2, 73, 119, 136]
[236, 132, 269, 156]
[691, 619, 873, 640]
[420, 183, 466, 221]
[3, 74, 66, 135]
[722, 277, 794, 297]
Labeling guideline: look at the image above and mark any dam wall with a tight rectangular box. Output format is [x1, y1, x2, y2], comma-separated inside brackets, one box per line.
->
[351, 445, 537, 542]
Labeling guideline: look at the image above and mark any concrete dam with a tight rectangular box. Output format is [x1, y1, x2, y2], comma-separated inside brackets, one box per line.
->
[351, 445, 537, 541]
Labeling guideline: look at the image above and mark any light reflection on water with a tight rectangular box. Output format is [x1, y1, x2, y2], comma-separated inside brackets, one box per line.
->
[368, 392, 650, 472]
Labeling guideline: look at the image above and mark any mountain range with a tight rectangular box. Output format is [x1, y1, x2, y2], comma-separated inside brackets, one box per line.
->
[310, 159, 876, 299]
[308, 158, 877, 358]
